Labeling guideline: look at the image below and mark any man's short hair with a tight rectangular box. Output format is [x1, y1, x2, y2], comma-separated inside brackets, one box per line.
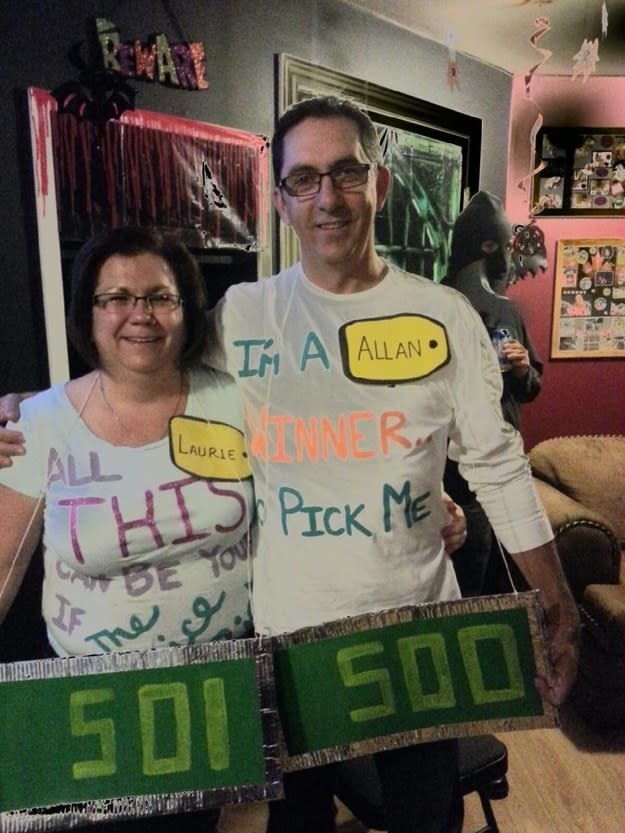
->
[272, 95, 383, 182]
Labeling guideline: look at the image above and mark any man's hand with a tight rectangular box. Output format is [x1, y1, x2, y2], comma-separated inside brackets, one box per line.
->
[502, 339, 530, 378]
[441, 495, 467, 555]
[511, 542, 580, 707]
[535, 605, 581, 707]
[0, 392, 31, 468]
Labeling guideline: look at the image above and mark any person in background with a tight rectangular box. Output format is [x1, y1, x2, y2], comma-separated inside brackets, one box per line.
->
[0, 226, 256, 833]
[442, 192, 545, 596]
[203, 96, 578, 833]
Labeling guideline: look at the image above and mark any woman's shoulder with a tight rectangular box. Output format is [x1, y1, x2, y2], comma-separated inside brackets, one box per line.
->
[189, 364, 237, 391]
[21, 380, 72, 417]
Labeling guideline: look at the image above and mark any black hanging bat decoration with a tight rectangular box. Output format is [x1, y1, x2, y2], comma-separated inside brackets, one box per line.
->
[51, 41, 136, 129]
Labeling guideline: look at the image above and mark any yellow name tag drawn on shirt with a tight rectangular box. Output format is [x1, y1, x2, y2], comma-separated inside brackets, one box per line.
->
[169, 416, 252, 480]
[339, 314, 450, 383]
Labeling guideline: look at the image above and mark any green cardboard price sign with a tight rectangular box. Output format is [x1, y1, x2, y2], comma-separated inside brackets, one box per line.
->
[0, 641, 281, 830]
[0, 593, 557, 828]
[271, 592, 557, 771]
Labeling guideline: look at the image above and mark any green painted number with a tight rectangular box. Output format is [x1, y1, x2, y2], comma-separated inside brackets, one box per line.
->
[397, 633, 456, 711]
[70, 688, 116, 779]
[138, 682, 191, 775]
[337, 641, 396, 723]
[458, 624, 525, 704]
[203, 678, 230, 770]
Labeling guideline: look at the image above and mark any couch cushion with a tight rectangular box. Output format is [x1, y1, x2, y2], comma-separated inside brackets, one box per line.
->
[529, 435, 625, 547]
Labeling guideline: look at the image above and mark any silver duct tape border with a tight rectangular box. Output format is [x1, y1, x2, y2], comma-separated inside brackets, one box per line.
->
[270, 591, 545, 648]
[0, 783, 279, 832]
[281, 713, 557, 772]
[0, 642, 283, 832]
[273, 591, 559, 772]
[0, 637, 266, 683]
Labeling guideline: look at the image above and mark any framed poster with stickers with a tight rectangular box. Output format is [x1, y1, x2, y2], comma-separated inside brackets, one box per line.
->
[551, 239, 625, 358]
[532, 128, 625, 215]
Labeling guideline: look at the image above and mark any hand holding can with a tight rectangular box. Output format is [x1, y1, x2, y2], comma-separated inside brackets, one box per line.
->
[491, 327, 512, 371]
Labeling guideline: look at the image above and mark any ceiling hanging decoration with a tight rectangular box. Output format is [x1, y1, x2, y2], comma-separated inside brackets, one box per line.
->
[571, 37, 600, 81]
[517, 17, 551, 211]
[524, 15, 552, 99]
[602, 1, 608, 38]
[446, 31, 459, 90]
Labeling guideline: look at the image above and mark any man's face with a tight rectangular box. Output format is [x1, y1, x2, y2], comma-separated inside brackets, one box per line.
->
[273, 116, 390, 280]
[481, 229, 513, 290]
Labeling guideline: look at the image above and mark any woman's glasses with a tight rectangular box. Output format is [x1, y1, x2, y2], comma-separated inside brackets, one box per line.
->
[92, 293, 183, 314]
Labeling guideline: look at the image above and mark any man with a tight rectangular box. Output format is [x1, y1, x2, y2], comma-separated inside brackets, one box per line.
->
[205, 96, 578, 833]
[442, 192, 545, 595]
[0, 97, 578, 833]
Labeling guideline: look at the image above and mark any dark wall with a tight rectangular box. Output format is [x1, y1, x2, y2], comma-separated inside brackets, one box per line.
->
[0, 0, 511, 395]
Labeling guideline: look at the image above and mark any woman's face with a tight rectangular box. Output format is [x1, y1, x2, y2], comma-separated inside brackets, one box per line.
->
[91, 252, 186, 376]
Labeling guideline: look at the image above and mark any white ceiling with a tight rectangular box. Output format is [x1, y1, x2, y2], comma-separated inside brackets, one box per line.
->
[345, 0, 625, 76]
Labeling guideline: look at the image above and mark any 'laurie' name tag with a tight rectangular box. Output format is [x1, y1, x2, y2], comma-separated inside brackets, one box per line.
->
[169, 416, 252, 480]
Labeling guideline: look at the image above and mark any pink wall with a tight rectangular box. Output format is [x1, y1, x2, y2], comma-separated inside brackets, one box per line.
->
[505, 75, 625, 450]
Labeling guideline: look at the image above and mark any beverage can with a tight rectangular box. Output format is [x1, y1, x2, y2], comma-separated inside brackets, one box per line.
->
[491, 328, 512, 371]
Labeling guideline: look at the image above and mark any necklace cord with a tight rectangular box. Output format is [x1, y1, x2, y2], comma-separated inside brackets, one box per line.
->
[98, 371, 186, 444]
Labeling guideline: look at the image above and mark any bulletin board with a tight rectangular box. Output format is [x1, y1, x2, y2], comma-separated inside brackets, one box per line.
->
[532, 128, 625, 215]
[551, 239, 625, 359]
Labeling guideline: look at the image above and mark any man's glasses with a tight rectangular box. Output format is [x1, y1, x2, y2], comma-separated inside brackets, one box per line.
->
[92, 292, 183, 313]
[279, 163, 372, 197]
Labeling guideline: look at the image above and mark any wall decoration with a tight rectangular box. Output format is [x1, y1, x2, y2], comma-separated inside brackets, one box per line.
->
[50, 105, 269, 249]
[276, 55, 481, 282]
[531, 127, 625, 214]
[510, 219, 548, 282]
[551, 238, 625, 359]
[95, 17, 208, 90]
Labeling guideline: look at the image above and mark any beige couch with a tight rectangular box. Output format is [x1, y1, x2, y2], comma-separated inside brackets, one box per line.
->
[529, 434, 625, 727]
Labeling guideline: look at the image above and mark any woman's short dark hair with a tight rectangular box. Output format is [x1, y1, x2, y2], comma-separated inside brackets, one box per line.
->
[272, 95, 383, 183]
[67, 226, 208, 369]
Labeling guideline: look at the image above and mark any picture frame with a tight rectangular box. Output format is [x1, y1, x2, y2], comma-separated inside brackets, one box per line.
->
[551, 238, 625, 359]
[275, 54, 481, 281]
[531, 128, 625, 216]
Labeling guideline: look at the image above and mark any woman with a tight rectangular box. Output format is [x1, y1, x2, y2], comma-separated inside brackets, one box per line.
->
[0, 226, 255, 832]
[0, 226, 467, 832]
